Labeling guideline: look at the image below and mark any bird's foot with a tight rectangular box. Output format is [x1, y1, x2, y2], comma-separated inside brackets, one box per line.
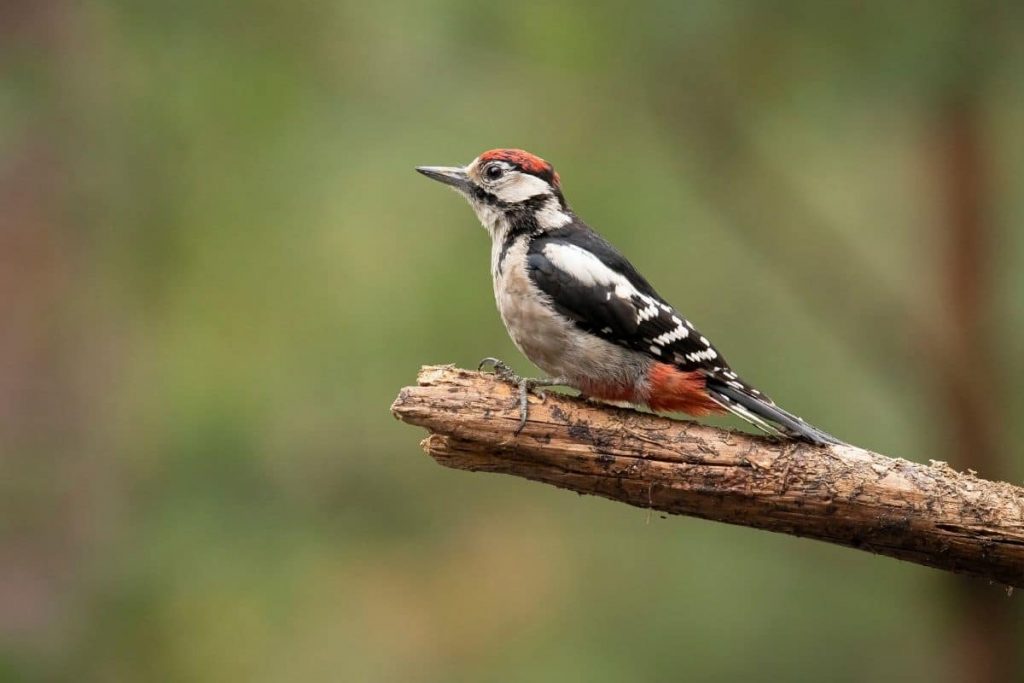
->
[478, 357, 522, 385]
[478, 357, 567, 434]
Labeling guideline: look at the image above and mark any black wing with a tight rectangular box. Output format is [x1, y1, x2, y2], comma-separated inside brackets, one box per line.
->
[526, 224, 729, 373]
[525, 223, 843, 445]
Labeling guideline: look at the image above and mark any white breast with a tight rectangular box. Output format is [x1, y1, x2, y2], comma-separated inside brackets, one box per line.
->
[491, 236, 649, 391]
[492, 237, 569, 375]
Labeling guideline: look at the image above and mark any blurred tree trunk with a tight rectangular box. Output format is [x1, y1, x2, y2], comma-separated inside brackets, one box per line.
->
[934, 86, 1019, 683]
[0, 0, 98, 644]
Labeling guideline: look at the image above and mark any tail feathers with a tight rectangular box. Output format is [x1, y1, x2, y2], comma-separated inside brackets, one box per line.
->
[706, 380, 843, 446]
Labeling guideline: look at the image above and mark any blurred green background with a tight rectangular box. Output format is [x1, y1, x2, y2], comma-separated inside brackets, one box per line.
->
[2, 1, 1023, 681]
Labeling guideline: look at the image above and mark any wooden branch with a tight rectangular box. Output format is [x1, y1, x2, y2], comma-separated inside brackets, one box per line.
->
[391, 365, 1024, 587]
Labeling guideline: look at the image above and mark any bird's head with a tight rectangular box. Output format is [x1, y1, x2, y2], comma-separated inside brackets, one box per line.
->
[417, 148, 569, 237]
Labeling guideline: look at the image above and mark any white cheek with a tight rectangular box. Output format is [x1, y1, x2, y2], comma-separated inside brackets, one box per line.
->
[470, 201, 504, 236]
[497, 174, 552, 203]
[535, 197, 571, 229]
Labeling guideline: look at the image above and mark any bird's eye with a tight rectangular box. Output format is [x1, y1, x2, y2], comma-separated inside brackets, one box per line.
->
[484, 164, 505, 181]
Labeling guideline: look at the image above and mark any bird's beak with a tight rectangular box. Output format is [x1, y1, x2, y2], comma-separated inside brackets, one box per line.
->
[416, 165, 471, 192]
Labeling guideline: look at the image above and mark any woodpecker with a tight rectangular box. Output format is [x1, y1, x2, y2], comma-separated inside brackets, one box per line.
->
[416, 149, 841, 445]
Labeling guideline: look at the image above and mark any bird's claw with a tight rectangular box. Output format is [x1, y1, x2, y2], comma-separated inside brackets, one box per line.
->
[478, 357, 519, 383]
[478, 357, 561, 435]
[478, 356, 501, 372]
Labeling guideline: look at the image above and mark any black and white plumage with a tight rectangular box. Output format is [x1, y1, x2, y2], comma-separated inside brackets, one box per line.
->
[416, 149, 841, 445]
[526, 227, 718, 369]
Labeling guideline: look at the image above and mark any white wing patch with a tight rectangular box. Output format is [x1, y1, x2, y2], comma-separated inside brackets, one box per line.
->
[543, 243, 668, 328]
[543, 242, 635, 291]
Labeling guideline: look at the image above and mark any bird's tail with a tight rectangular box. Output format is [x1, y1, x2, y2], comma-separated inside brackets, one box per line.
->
[705, 378, 843, 446]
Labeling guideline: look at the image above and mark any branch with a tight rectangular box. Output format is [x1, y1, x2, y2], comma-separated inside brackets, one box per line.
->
[391, 365, 1024, 588]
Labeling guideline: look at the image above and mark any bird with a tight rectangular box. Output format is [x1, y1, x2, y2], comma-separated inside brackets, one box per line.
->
[416, 148, 841, 445]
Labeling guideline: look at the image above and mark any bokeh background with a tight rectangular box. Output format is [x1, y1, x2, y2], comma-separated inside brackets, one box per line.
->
[2, 1, 1023, 681]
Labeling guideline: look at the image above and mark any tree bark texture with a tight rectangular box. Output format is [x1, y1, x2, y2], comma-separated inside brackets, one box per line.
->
[391, 365, 1024, 588]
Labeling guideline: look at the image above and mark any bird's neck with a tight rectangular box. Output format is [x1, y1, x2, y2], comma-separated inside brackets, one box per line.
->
[472, 195, 571, 240]
[475, 196, 573, 277]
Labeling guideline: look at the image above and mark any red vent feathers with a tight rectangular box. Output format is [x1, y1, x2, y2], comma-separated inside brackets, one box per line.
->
[646, 363, 725, 416]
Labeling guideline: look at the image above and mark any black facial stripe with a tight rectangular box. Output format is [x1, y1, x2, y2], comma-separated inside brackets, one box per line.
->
[518, 193, 553, 211]
[495, 193, 557, 274]
[472, 174, 566, 210]
[471, 184, 501, 205]
[496, 232, 517, 275]
[496, 209, 539, 274]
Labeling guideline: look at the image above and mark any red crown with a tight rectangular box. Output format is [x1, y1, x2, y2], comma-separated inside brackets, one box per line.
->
[479, 149, 560, 186]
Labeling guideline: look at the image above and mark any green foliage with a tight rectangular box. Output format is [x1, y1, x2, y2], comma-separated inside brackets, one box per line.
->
[1, 1, 1022, 680]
